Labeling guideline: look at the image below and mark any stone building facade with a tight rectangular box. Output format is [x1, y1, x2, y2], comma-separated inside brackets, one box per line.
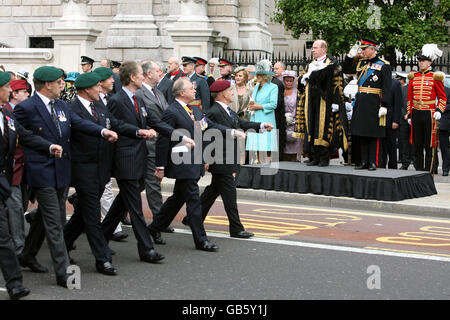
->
[0, 0, 306, 73]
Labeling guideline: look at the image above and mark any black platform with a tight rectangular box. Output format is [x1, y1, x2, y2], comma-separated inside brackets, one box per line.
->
[236, 162, 437, 201]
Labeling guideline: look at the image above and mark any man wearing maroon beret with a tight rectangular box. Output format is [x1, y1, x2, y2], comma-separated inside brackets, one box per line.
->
[182, 80, 273, 238]
[4, 79, 30, 256]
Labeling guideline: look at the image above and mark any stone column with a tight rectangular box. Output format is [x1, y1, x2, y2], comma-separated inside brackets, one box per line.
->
[48, 0, 101, 73]
[166, 0, 219, 58]
[106, 0, 159, 61]
[238, 0, 273, 53]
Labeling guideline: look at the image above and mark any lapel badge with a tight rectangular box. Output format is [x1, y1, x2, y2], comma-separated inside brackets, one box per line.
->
[57, 110, 67, 122]
[141, 107, 148, 118]
[105, 118, 111, 129]
[6, 117, 15, 131]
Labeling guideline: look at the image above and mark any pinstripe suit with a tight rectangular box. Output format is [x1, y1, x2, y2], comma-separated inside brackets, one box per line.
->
[101, 88, 174, 259]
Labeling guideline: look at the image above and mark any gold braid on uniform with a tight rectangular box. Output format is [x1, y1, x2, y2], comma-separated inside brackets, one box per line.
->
[293, 69, 307, 139]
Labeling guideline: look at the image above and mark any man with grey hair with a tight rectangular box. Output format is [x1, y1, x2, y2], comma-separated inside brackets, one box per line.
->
[273, 61, 286, 81]
[157, 61, 175, 104]
[164, 56, 184, 82]
[135, 60, 174, 237]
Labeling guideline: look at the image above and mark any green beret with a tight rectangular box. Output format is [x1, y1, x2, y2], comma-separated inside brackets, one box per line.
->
[33, 66, 63, 82]
[93, 67, 114, 81]
[75, 72, 102, 89]
[0, 72, 11, 87]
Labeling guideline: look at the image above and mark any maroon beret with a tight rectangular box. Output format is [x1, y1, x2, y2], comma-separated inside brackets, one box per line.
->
[10, 79, 28, 91]
[209, 80, 230, 92]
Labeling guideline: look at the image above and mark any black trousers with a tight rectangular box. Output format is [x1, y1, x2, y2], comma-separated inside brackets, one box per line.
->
[412, 109, 435, 172]
[0, 200, 23, 291]
[200, 173, 245, 234]
[439, 130, 450, 173]
[101, 179, 154, 259]
[21, 187, 69, 278]
[358, 136, 381, 166]
[312, 145, 330, 164]
[381, 125, 398, 169]
[64, 181, 112, 264]
[399, 119, 415, 167]
[149, 179, 208, 246]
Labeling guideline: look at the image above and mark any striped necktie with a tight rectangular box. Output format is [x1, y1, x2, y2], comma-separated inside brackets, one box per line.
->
[49, 100, 62, 137]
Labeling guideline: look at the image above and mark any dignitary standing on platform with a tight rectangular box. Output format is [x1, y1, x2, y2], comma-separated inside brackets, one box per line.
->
[0, 71, 63, 299]
[135, 60, 174, 235]
[397, 72, 416, 170]
[407, 44, 447, 173]
[148, 78, 239, 252]
[294, 39, 348, 167]
[282, 70, 302, 162]
[101, 61, 194, 263]
[14, 66, 118, 288]
[64, 72, 154, 275]
[195, 80, 273, 238]
[181, 56, 211, 110]
[342, 38, 392, 171]
[439, 86, 450, 176]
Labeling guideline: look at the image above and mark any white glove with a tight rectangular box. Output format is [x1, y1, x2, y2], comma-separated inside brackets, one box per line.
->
[378, 107, 387, 118]
[308, 62, 318, 73]
[331, 104, 339, 113]
[348, 42, 360, 58]
[300, 73, 310, 86]
[345, 101, 353, 112]
[408, 119, 411, 126]
[434, 111, 442, 120]
[285, 112, 294, 125]
[346, 110, 352, 120]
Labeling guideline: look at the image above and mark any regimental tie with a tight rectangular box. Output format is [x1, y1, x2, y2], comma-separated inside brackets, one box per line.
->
[49, 100, 62, 138]
[226, 106, 235, 122]
[183, 104, 195, 121]
[152, 87, 161, 105]
[132, 95, 140, 115]
[89, 102, 99, 122]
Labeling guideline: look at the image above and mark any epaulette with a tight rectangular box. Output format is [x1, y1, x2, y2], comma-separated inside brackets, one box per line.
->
[408, 72, 415, 80]
[379, 58, 390, 65]
[433, 72, 445, 82]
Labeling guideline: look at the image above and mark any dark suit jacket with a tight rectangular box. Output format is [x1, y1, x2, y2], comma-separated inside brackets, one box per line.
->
[155, 101, 228, 180]
[135, 85, 169, 155]
[206, 102, 261, 174]
[107, 88, 174, 180]
[14, 93, 105, 189]
[70, 97, 140, 187]
[388, 79, 402, 125]
[157, 76, 174, 105]
[439, 87, 450, 131]
[188, 73, 210, 110]
[271, 77, 287, 153]
[0, 108, 53, 200]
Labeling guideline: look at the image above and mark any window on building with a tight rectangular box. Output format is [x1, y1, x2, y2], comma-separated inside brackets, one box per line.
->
[29, 37, 54, 48]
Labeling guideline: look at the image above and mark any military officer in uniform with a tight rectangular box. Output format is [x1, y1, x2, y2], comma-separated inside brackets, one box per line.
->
[406, 44, 447, 172]
[181, 56, 211, 110]
[193, 57, 215, 87]
[218, 58, 234, 82]
[81, 56, 95, 73]
[342, 38, 392, 170]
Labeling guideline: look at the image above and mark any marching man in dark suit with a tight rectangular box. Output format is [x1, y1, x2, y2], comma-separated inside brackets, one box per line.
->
[188, 80, 273, 238]
[147, 78, 245, 252]
[14, 66, 118, 288]
[101, 61, 195, 263]
[0, 71, 63, 299]
[64, 72, 155, 275]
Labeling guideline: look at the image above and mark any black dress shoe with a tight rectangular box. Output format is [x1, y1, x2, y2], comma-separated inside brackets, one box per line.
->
[8, 286, 30, 300]
[140, 249, 165, 263]
[96, 261, 118, 276]
[318, 161, 329, 167]
[368, 163, 377, 171]
[230, 230, 254, 239]
[306, 160, 319, 166]
[111, 231, 128, 242]
[355, 162, 368, 170]
[162, 226, 175, 233]
[181, 216, 189, 226]
[303, 158, 312, 164]
[56, 275, 68, 288]
[443, 171, 449, 176]
[195, 240, 219, 252]
[400, 164, 409, 170]
[18, 256, 48, 273]
[148, 227, 166, 245]
[121, 215, 132, 225]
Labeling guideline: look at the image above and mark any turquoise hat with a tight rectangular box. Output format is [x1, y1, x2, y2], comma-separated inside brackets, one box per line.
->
[65, 72, 80, 82]
[0, 72, 11, 87]
[249, 60, 275, 76]
[75, 72, 102, 89]
[33, 66, 64, 82]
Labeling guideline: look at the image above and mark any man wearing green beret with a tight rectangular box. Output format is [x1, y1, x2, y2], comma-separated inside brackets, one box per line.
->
[63, 72, 156, 276]
[0, 71, 63, 299]
[14, 65, 119, 288]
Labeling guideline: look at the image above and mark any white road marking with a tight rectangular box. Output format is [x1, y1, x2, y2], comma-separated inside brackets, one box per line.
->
[0, 288, 6, 292]
[170, 228, 450, 263]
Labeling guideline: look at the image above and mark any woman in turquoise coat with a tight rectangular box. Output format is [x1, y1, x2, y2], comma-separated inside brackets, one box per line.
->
[246, 60, 279, 163]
